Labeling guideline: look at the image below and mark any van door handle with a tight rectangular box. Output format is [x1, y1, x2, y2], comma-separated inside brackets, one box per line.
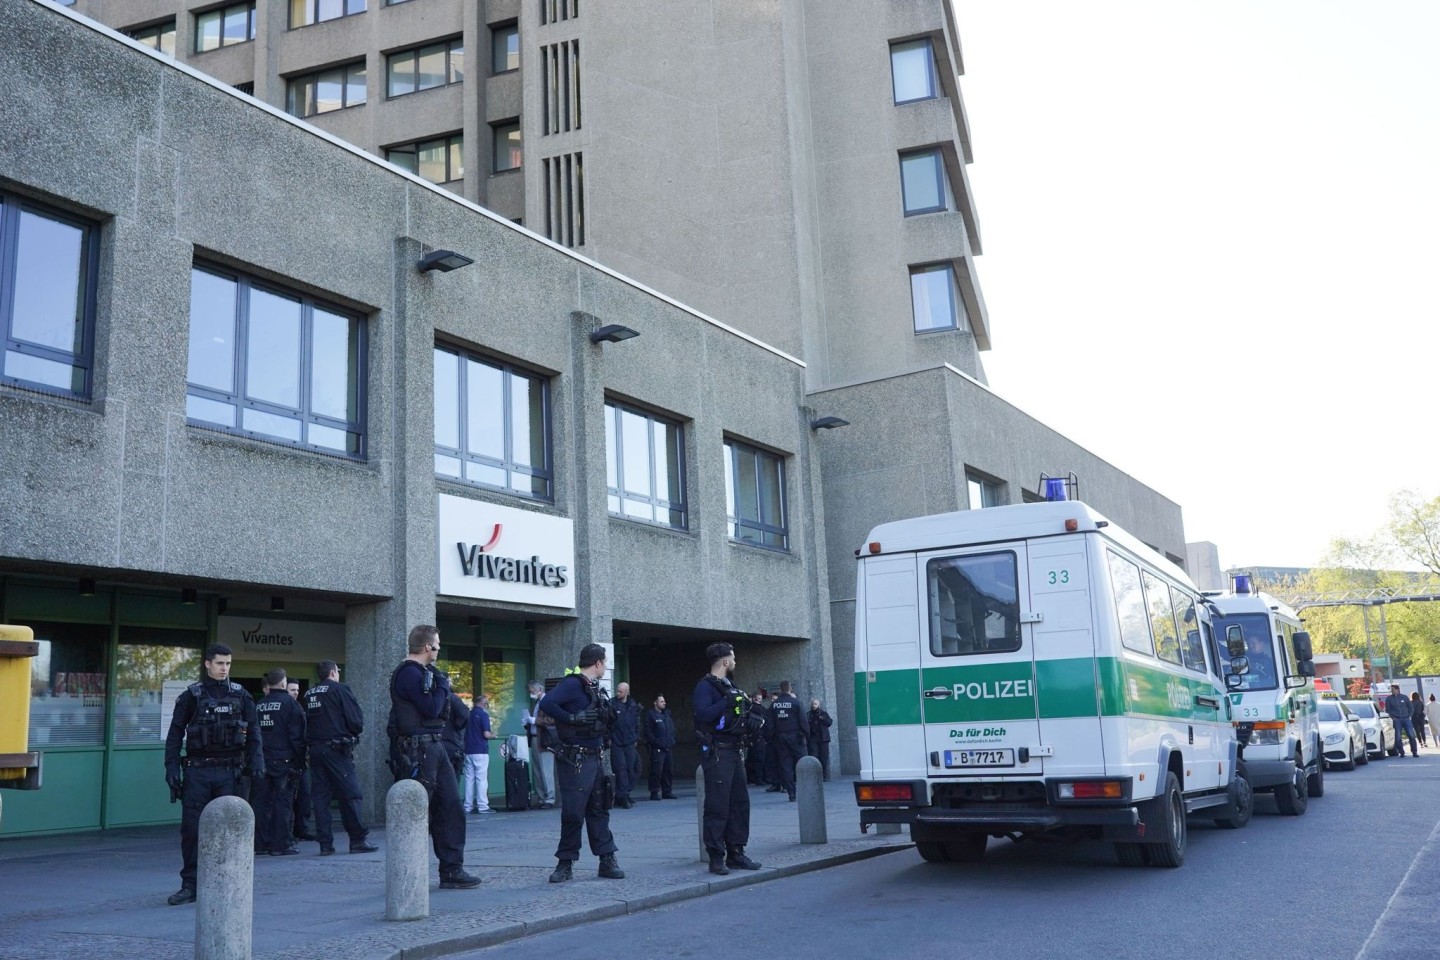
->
[1195, 695, 1220, 710]
[923, 687, 952, 700]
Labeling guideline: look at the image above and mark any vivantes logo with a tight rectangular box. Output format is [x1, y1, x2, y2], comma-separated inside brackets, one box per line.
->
[241, 622, 295, 646]
[455, 524, 570, 588]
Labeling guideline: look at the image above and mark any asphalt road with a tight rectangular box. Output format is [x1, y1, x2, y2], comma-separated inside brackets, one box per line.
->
[455, 754, 1440, 960]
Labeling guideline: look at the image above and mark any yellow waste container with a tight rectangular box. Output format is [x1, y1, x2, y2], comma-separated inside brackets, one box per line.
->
[0, 624, 42, 790]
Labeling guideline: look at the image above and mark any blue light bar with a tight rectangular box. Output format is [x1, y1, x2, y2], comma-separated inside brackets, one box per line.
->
[1234, 574, 1253, 595]
[1043, 478, 1068, 502]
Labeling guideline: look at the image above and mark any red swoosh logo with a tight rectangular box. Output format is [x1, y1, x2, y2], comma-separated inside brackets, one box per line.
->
[479, 524, 503, 553]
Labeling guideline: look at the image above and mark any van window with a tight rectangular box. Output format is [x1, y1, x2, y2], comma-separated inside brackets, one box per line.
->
[1213, 613, 1278, 690]
[1141, 570, 1181, 665]
[1169, 586, 1207, 674]
[1107, 551, 1153, 656]
[927, 552, 1020, 657]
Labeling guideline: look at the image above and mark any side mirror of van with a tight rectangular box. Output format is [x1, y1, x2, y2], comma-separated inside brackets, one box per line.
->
[1225, 624, 1246, 658]
[1293, 631, 1313, 661]
[1229, 655, 1250, 676]
[1225, 674, 1243, 690]
[1297, 660, 1316, 678]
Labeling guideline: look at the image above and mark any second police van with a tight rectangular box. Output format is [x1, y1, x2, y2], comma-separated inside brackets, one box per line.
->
[852, 498, 1252, 868]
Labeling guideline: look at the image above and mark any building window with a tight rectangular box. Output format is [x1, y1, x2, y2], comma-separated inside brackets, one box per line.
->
[540, 0, 577, 25]
[185, 265, 366, 457]
[287, 61, 367, 117]
[966, 472, 1003, 509]
[0, 193, 98, 399]
[890, 38, 937, 104]
[387, 135, 463, 183]
[386, 38, 463, 98]
[196, 2, 256, 52]
[433, 346, 553, 501]
[128, 20, 177, 56]
[910, 262, 963, 333]
[492, 23, 519, 73]
[541, 39, 580, 134]
[605, 401, 686, 529]
[900, 148, 949, 216]
[543, 152, 584, 246]
[492, 121, 522, 172]
[290, 0, 366, 29]
[724, 439, 787, 551]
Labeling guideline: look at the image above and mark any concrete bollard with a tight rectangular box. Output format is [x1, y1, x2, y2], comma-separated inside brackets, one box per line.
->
[796, 756, 826, 844]
[695, 764, 707, 862]
[386, 779, 430, 921]
[195, 795, 253, 960]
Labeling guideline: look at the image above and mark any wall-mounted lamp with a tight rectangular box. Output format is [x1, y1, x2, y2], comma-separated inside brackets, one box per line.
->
[181, 588, 198, 606]
[78, 578, 96, 597]
[417, 249, 475, 273]
[810, 416, 850, 430]
[271, 596, 285, 612]
[589, 324, 640, 344]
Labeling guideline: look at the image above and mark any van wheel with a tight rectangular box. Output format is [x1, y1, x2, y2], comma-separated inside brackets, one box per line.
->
[945, 834, 987, 863]
[1307, 752, 1325, 797]
[916, 841, 950, 863]
[1274, 762, 1309, 816]
[1143, 772, 1186, 868]
[1114, 842, 1148, 867]
[1215, 762, 1253, 830]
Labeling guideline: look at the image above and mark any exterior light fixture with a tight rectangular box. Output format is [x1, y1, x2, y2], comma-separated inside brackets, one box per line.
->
[271, 596, 285, 612]
[78, 578, 96, 597]
[181, 588, 198, 606]
[589, 324, 640, 344]
[417, 249, 475, 273]
[810, 416, 850, 430]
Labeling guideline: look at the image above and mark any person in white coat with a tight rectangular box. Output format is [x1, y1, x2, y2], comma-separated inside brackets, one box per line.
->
[1425, 694, 1440, 744]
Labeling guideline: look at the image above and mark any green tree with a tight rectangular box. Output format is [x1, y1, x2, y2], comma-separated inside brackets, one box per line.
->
[1388, 489, 1440, 577]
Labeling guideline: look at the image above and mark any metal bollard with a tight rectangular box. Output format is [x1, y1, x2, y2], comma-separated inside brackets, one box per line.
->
[386, 779, 430, 921]
[195, 795, 253, 960]
[796, 756, 826, 844]
[695, 764, 707, 862]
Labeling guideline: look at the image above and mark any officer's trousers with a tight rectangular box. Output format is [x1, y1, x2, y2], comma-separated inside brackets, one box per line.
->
[293, 768, 314, 838]
[252, 762, 298, 853]
[554, 750, 616, 862]
[179, 763, 244, 886]
[648, 746, 673, 798]
[612, 742, 639, 801]
[309, 743, 367, 848]
[774, 735, 806, 798]
[414, 740, 466, 873]
[700, 743, 749, 856]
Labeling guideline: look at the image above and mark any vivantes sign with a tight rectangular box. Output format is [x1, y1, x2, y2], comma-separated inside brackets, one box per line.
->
[217, 616, 345, 664]
[437, 494, 576, 608]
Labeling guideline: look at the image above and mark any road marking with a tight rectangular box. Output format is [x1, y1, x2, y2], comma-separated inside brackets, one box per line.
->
[1354, 811, 1440, 960]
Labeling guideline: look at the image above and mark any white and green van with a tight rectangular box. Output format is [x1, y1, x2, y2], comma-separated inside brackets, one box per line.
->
[1205, 579, 1321, 814]
[853, 500, 1251, 868]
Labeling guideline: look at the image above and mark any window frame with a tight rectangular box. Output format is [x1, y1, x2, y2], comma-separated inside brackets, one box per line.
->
[287, 60, 368, 118]
[386, 134, 464, 183]
[492, 120, 522, 173]
[926, 551, 1022, 658]
[194, 2, 257, 53]
[127, 19, 177, 56]
[965, 472, 1003, 509]
[385, 37, 464, 99]
[909, 261, 962, 334]
[289, 0, 368, 30]
[899, 148, 949, 216]
[0, 191, 100, 400]
[890, 38, 938, 105]
[184, 263, 368, 459]
[432, 344, 554, 502]
[604, 399, 687, 530]
[491, 22, 520, 74]
[723, 437, 789, 552]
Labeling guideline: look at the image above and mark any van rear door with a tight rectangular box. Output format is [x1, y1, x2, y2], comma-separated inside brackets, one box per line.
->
[918, 542, 1043, 778]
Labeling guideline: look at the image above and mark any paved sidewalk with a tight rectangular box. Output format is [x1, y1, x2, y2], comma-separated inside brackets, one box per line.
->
[0, 777, 910, 960]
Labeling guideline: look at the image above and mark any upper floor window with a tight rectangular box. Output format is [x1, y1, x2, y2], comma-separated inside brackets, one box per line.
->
[493, 121, 522, 172]
[492, 23, 519, 73]
[387, 39, 463, 98]
[900, 148, 949, 216]
[0, 193, 98, 399]
[387, 135, 463, 183]
[128, 20, 177, 56]
[433, 346, 553, 501]
[724, 439, 787, 551]
[966, 472, 1003, 509]
[605, 401, 686, 529]
[910, 262, 963, 333]
[891, 38, 937, 104]
[290, 0, 366, 29]
[185, 265, 365, 457]
[196, 3, 256, 52]
[287, 61, 367, 117]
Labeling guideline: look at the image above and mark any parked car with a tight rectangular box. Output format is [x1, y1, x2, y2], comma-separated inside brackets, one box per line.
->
[1343, 699, 1397, 759]
[1318, 700, 1368, 771]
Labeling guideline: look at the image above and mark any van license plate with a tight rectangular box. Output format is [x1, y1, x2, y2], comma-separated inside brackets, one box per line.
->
[945, 749, 1015, 768]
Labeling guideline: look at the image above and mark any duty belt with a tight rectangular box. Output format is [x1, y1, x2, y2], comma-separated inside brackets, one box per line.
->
[401, 733, 444, 743]
[183, 755, 243, 767]
[556, 744, 604, 761]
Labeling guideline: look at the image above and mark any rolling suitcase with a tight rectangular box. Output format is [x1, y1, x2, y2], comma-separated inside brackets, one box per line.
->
[504, 756, 530, 812]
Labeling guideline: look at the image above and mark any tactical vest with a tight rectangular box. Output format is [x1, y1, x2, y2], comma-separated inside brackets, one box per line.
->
[702, 675, 765, 744]
[388, 661, 448, 738]
[554, 677, 609, 743]
[184, 681, 248, 756]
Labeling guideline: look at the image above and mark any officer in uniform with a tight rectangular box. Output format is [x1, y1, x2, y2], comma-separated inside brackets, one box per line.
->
[693, 642, 762, 875]
[389, 625, 481, 889]
[163, 643, 264, 905]
[286, 680, 317, 841]
[538, 643, 625, 883]
[304, 660, 376, 854]
[644, 694, 676, 801]
[254, 668, 306, 856]
[769, 681, 807, 801]
[806, 698, 834, 780]
[610, 682, 641, 808]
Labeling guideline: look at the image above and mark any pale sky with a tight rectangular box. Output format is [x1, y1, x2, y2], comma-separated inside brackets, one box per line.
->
[954, 1, 1440, 569]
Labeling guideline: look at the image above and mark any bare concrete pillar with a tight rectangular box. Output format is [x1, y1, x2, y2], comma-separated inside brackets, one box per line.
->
[796, 756, 826, 844]
[386, 779, 430, 921]
[695, 764, 707, 862]
[195, 795, 253, 960]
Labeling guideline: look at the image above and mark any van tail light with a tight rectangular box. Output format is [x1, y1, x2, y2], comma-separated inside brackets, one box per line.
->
[856, 783, 915, 803]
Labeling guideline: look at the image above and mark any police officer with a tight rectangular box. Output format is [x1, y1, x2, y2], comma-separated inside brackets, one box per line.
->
[694, 643, 762, 875]
[163, 643, 264, 905]
[806, 697, 834, 781]
[286, 680, 317, 841]
[610, 682, 641, 808]
[644, 694, 676, 801]
[254, 668, 306, 856]
[304, 660, 376, 854]
[389, 625, 481, 889]
[769, 680, 806, 801]
[538, 643, 625, 883]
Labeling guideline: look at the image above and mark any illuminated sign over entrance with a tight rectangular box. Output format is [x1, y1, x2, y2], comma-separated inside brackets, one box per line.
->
[437, 494, 576, 609]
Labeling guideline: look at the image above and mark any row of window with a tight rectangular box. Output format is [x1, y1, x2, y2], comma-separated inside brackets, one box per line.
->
[1108, 551, 1211, 676]
[0, 192, 790, 551]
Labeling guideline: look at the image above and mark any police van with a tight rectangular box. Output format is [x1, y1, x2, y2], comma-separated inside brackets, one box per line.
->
[1206, 578, 1321, 814]
[852, 500, 1251, 868]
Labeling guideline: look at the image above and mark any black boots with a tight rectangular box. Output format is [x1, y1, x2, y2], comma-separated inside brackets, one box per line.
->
[598, 854, 625, 879]
[549, 859, 573, 883]
[166, 886, 196, 906]
[726, 847, 761, 870]
[439, 868, 481, 889]
[708, 853, 730, 875]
